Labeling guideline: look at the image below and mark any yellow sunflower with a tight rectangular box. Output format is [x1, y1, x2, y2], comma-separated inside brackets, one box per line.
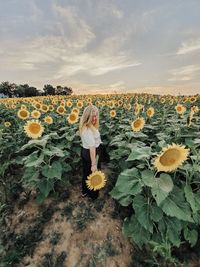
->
[86, 171, 106, 191]
[56, 105, 66, 115]
[17, 109, 30, 120]
[131, 117, 145, 132]
[146, 107, 155, 118]
[77, 101, 83, 108]
[4, 121, 11, 127]
[110, 110, 116, 118]
[44, 116, 53, 124]
[191, 106, 199, 113]
[24, 120, 44, 139]
[175, 104, 186, 114]
[31, 110, 41, 119]
[41, 104, 49, 112]
[67, 112, 79, 124]
[189, 96, 197, 103]
[153, 143, 190, 172]
[66, 100, 72, 108]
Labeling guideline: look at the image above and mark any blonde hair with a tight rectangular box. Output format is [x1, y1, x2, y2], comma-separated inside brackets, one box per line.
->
[79, 104, 99, 134]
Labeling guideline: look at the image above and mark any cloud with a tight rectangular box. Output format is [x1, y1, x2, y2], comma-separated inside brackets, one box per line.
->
[177, 39, 200, 55]
[168, 64, 200, 81]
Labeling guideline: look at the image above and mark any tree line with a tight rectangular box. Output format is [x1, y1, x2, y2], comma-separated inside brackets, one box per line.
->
[0, 82, 73, 98]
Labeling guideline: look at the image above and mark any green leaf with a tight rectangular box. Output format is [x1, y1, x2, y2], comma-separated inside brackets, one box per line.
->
[184, 184, 198, 212]
[38, 179, 54, 197]
[132, 195, 154, 233]
[123, 215, 151, 247]
[110, 187, 133, 206]
[151, 174, 173, 205]
[126, 146, 151, 161]
[25, 153, 44, 167]
[150, 205, 163, 222]
[141, 170, 155, 187]
[184, 227, 198, 247]
[41, 161, 62, 180]
[22, 167, 40, 184]
[160, 187, 193, 222]
[43, 146, 65, 157]
[115, 168, 142, 195]
[165, 217, 182, 247]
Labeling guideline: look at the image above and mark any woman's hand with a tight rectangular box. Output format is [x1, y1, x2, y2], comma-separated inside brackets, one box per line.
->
[91, 164, 97, 172]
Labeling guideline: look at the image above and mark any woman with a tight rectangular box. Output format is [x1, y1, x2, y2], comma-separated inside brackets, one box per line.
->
[79, 104, 102, 200]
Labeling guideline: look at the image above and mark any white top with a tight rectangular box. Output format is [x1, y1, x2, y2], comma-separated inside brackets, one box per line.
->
[81, 127, 102, 149]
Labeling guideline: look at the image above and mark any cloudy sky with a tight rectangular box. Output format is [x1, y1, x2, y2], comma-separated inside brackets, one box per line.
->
[0, 0, 200, 95]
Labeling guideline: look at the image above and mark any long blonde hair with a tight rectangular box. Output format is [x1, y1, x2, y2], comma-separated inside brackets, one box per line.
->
[79, 104, 99, 134]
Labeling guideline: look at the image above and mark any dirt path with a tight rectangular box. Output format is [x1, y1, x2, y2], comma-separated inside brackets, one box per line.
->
[4, 165, 135, 267]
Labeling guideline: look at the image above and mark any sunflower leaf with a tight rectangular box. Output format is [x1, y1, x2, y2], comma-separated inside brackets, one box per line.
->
[126, 147, 151, 161]
[160, 187, 193, 222]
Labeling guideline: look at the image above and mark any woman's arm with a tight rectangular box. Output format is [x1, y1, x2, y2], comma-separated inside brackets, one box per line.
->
[89, 146, 97, 172]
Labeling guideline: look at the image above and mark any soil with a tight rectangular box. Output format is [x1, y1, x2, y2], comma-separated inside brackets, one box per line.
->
[2, 165, 135, 267]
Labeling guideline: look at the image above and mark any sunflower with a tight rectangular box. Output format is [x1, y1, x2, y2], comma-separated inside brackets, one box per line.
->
[77, 101, 83, 108]
[131, 117, 145, 132]
[146, 107, 155, 118]
[4, 121, 11, 127]
[44, 116, 53, 124]
[86, 171, 106, 191]
[189, 96, 197, 103]
[24, 119, 44, 139]
[66, 100, 72, 108]
[110, 110, 116, 118]
[31, 110, 41, 119]
[67, 112, 79, 124]
[175, 104, 186, 114]
[56, 105, 66, 115]
[41, 104, 49, 112]
[17, 109, 30, 120]
[71, 108, 80, 114]
[191, 105, 199, 113]
[153, 143, 190, 172]
[49, 105, 54, 111]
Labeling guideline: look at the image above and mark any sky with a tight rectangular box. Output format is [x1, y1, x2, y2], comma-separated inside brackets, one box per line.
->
[0, 0, 200, 95]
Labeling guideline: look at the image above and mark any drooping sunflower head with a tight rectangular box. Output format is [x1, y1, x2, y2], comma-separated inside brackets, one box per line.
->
[153, 143, 190, 172]
[131, 117, 145, 132]
[17, 109, 30, 120]
[44, 116, 53, 124]
[110, 110, 116, 118]
[86, 171, 106, 191]
[67, 112, 79, 124]
[24, 119, 44, 139]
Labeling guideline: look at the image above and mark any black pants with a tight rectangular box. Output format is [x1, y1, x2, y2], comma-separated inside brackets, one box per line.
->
[81, 146, 101, 199]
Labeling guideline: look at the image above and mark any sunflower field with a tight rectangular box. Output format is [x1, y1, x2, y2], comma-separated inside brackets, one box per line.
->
[0, 93, 200, 266]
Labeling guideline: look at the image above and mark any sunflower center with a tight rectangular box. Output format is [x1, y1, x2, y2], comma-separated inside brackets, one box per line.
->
[90, 175, 102, 186]
[20, 110, 28, 117]
[133, 119, 141, 128]
[29, 123, 41, 134]
[70, 114, 76, 121]
[160, 149, 180, 166]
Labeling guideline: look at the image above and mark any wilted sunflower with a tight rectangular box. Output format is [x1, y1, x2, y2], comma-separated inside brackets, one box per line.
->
[110, 110, 116, 118]
[31, 110, 41, 119]
[24, 119, 44, 139]
[131, 117, 145, 132]
[153, 143, 190, 172]
[44, 116, 53, 124]
[67, 112, 78, 124]
[17, 109, 30, 120]
[175, 104, 186, 114]
[86, 171, 106, 191]
[4, 121, 11, 127]
[146, 107, 155, 118]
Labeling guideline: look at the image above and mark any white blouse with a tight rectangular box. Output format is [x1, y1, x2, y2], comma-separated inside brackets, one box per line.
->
[81, 127, 102, 149]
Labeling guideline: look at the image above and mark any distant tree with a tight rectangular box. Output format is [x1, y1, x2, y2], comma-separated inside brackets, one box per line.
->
[0, 81, 17, 98]
[55, 85, 73, 95]
[15, 85, 26, 97]
[43, 84, 55, 95]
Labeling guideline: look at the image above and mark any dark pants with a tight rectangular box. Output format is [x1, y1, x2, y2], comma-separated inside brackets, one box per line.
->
[81, 146, 101, 199]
